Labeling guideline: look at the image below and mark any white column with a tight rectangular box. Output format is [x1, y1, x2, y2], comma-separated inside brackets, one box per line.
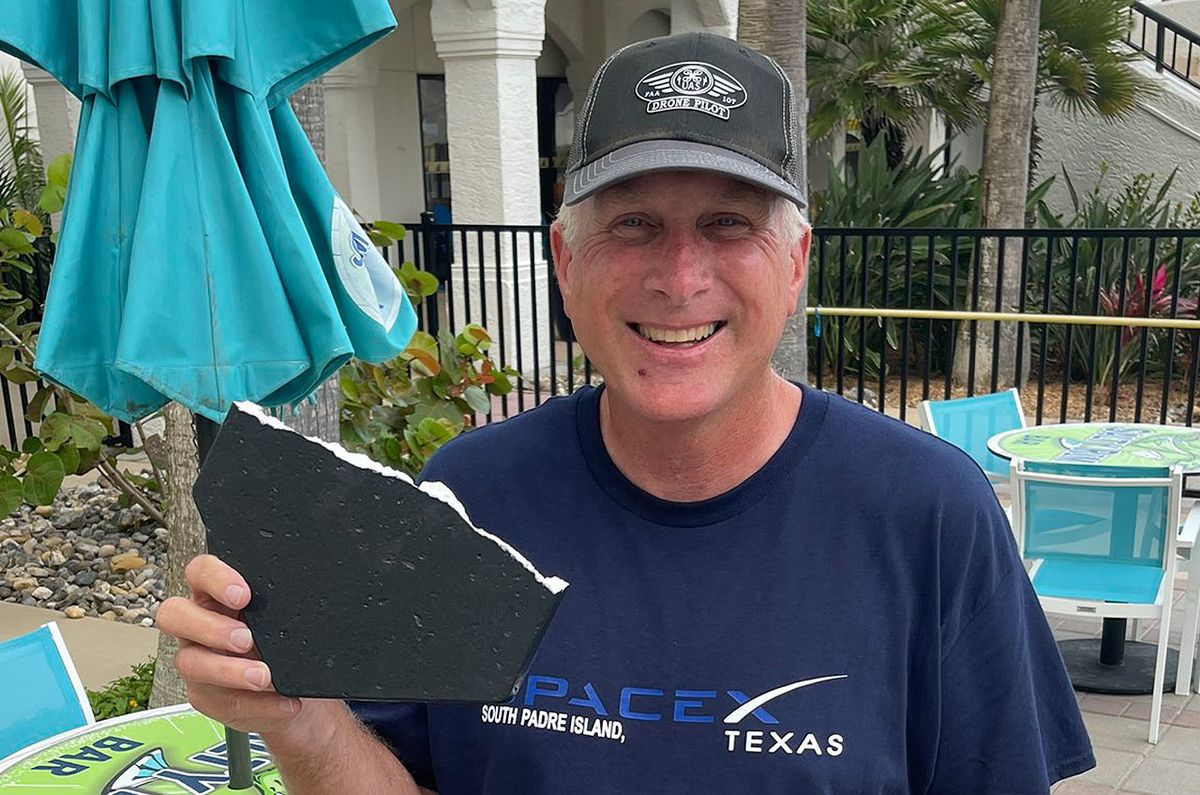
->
[324, 52, 384, 221]
[431, 0, 546, 225]
[20, 64, 79, 162]
[670, 0, 738, 38]
[430, 0, 551, 382]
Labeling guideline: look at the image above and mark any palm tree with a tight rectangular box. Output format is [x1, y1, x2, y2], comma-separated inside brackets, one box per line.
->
[807, 0, 986, 165]
[953, 0, 1042, 391]
[740, 0, 809, 384]
[959, 0, 1156, 176]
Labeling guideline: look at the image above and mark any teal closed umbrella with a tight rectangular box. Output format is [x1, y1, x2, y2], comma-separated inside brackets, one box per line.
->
[0, 0, 416, 422]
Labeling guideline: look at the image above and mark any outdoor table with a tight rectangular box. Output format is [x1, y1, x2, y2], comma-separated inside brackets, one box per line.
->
[0, 703, 285, 793]
[989, 422, 1200, 695]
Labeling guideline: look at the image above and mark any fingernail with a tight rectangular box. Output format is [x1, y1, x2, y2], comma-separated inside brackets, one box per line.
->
[279, 697, 299, 714]
[230, 627, 253, 651]
[244, 665, 268, 690]
[225, 585, 246, 606]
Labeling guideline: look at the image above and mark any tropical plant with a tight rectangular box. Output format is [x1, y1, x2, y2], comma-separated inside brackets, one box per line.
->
[960, 0, 1154, 121]
[807, 0, 985, 148]
[810, 138, 982, 379]
[340, 223, 517, 477]
[0, 70, 45, 212]
[1029, 168, 1200, 391]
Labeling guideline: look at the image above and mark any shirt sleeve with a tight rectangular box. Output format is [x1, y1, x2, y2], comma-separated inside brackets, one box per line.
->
[928, 564, 1096, 793]
[347, 700, 437, 791]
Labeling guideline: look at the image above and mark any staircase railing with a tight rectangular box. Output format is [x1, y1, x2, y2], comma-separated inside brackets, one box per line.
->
[1127, 2, 1200, 89]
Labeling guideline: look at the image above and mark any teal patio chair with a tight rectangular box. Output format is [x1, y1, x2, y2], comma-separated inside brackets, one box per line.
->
[0, 622, 94, 761]
[1010, 460, 1188, 744]
[919, 388, 1025, 483]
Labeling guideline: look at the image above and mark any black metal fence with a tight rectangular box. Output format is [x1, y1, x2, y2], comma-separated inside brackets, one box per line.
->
[389, 222, 1200, 428]
[1128, 2, 1200, 89]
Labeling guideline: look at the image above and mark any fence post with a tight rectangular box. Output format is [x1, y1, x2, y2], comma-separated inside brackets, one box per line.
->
[1156, 20, 1167, 72]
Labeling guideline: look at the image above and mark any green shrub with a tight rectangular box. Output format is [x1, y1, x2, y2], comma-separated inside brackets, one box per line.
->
[87, 659, 154, 721]
[1030, 167, 1200, 389]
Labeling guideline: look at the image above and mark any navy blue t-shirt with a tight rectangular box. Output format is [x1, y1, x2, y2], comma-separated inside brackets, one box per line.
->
[350, 385, 1094, 793]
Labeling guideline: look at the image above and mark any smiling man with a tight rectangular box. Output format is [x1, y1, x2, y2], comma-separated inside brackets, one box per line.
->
[157, 33, 1094, 794]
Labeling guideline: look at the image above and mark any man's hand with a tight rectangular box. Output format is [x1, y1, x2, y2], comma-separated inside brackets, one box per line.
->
[157, 554, 429, 794]
[156, 554, 305, 735]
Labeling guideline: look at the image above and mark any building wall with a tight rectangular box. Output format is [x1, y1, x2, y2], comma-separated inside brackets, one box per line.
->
[1034, 58, 1200, 216]
[1156, 0, 1200, 34]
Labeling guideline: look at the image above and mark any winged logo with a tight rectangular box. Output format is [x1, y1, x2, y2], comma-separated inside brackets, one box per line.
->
[635, 61, 747, 119]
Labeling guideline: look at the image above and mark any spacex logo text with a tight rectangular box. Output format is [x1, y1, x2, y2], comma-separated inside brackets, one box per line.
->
[514, 673, 849, 757]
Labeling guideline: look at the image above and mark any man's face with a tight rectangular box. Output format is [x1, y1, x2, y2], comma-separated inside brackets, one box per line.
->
[550, 171, 810, 425]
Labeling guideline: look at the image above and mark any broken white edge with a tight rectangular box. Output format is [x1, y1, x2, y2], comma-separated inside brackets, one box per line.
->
[234, 402, 568, 595]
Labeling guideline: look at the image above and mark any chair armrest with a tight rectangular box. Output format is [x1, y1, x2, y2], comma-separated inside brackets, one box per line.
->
[1180, 503, 1200, 549]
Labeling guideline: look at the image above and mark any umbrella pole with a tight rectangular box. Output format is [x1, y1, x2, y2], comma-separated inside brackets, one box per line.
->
[195, 414, 255, 790]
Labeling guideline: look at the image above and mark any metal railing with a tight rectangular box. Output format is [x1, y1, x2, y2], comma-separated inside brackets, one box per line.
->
[1127, 2, 1200, 89]
[389, 223, 1200, 428]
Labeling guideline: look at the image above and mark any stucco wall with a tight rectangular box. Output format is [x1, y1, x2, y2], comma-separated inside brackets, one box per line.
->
[1034, 58, 1200, 216]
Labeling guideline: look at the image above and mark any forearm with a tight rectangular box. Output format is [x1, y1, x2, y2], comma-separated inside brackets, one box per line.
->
[261, 700, 429, 795]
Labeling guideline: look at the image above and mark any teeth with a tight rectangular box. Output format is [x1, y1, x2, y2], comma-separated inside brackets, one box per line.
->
[637, 323, 718, 343]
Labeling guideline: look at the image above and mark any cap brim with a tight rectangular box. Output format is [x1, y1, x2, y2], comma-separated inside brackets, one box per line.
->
[563, 139, 807, 209]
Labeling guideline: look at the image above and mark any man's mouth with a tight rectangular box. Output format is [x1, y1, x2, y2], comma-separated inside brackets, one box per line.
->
[631, 322, 726, 347]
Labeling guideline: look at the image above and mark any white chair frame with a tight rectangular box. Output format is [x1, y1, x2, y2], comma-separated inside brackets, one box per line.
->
[1010, 461, 1184, 744]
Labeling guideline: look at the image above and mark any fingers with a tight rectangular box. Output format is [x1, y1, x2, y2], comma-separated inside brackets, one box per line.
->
[185, 554, 251, 612]
[175, 644, 273, 692]
[157, 596, 256, 655]
[186, 681, 302, 735]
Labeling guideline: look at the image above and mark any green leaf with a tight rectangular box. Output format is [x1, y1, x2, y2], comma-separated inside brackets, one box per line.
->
[366, 229, 393, 248]
[374, 221, 407, 241]
[25, 386, 53, 424]
[0, 227, 34, 254]
[47, 154, 72, 189]
[38, 183, 66, 215]
[39, 412, 108, 452]
[20, 436, 41, 454]
[117, 491, 133, 508]
[12, 209, 43, 237]
[23, 451, 64, 506]
[3, 361, 40, 384]
[463, 385, 491, 414]
[0, 475, 22, 516]
[56, 445, 80, 476]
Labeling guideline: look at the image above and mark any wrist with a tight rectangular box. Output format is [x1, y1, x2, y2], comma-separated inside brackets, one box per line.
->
[260, 699, 348, 759]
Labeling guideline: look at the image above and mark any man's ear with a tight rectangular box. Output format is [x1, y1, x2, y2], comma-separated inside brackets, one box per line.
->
[550, 221, 574, 305]
[787, 225, 812, 314]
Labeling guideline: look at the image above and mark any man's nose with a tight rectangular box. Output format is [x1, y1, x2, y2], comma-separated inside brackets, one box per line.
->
[643, 230, 712, 303]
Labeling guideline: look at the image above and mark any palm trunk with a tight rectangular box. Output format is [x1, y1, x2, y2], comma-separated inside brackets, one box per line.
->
[148, 403, 207, 707]
[279, 79, 341, 442]
[953, 0, 1040, 391]
[739, 0, 809, 384]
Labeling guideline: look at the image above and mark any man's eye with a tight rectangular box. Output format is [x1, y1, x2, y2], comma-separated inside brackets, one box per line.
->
[620, 217, 646, 227]
[712, 216, 747, 228]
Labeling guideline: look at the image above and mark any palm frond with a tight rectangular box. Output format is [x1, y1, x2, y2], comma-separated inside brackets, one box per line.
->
[0, 70, 44, 212]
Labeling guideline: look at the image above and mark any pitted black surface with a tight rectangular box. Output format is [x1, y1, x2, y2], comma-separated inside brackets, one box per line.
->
[194, 406, 564, 703]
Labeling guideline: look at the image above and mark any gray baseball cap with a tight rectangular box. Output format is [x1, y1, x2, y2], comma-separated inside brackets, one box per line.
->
[563, 32, 806, 209]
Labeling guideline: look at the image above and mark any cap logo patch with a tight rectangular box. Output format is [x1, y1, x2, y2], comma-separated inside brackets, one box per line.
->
[635, 61, 747, 119]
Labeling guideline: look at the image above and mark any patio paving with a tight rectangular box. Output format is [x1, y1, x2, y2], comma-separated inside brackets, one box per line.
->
[1052, 573, 1200, 793]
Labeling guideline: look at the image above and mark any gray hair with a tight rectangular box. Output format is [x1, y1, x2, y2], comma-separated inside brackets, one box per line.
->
[554, 193, 808, 252]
